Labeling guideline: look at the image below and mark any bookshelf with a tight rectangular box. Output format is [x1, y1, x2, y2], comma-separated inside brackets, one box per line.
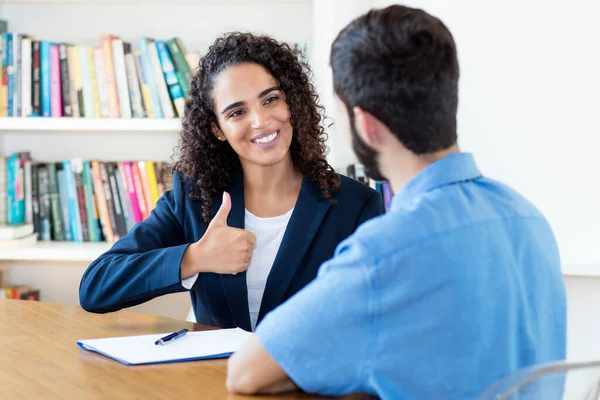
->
[0, 0, 315, 317]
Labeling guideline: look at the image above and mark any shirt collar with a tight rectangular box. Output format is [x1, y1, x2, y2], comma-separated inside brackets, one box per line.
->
[392, 153, 482, 212]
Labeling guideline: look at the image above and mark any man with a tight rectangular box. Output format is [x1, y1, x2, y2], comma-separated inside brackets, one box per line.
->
[226, 5, 567, 399]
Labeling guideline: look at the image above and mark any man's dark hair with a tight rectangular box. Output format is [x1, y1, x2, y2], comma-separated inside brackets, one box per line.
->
[330, 5, 460, 154]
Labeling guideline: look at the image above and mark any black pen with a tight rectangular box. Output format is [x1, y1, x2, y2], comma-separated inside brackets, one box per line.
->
[155, 329, 189, 346]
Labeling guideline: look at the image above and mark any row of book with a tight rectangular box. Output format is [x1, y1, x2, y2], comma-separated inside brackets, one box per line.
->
[0, 18, 312, 120]
[346, 163, 393, 212]
[0, 271, 40, 300]
[1, 30, 199, 119]
[0, 285, 40, 300]
[0, 152, 173, 243]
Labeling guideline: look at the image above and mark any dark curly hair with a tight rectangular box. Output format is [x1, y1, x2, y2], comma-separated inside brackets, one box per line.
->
[175, 32, 340, 222]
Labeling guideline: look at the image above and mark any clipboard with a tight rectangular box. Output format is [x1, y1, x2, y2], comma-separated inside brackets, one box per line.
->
[77, 327, 252, 366]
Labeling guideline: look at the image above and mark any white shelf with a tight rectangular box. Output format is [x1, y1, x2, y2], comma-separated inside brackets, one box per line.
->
[0, 241, 111, 262]
[0, 117, 181, 133]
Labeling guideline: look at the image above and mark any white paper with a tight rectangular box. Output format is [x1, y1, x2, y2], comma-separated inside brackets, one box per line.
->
[77, 327, 252, 365]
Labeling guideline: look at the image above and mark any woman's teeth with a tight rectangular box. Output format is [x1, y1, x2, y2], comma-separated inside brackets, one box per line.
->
[253, 132, 278, 144]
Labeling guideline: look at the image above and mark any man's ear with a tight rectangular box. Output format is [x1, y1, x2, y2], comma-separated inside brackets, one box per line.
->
[352, 107, 382, 148]
[212, 123, 226, 141]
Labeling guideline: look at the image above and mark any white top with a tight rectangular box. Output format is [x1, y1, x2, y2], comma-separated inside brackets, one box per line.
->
[181, 208, 293, 331]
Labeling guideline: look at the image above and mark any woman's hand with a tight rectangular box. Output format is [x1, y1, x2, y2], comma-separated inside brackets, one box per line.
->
[181, 192, 256, 278]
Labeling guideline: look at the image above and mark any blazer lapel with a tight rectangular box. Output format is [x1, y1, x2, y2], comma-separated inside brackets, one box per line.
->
[257, 178, 331, 324]
[219, 172, 252, 331]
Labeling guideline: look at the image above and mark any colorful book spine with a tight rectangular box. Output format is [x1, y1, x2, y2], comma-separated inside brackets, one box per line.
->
[111, 39, 132, 118]
[382, 182, 393, 213]
[82, 161, 100, 242]
[49, 44, 62, 117]
[138, 38, 163, 118]
[78, 45, 93, 118]
[101, 34, 120, 118]
[72, 159, 90, 242]
[93, 46, 110, 118]
[30, 163, 40, 238]
[134, 50, 154, 118]
[57, 168, 73, 241]
[58, 43, 72, 117]
[106, 162, 127, 238]
[24, 159, 32, 224]
[115, 163, 134, 232]
[90, 161, 114, 243]
[131, 162, 149, 220]
[13, 33, 22, 116]
[47, 163, 65, 241]
[6, 154, 14, 223]
[31, 40, 41, 116]
[156, 40, 185, 117]
[62, 160, 82, 242]
[147, 39, 175, 118]
[123, 161, 142, 223]
[123, 43, 144, 118]
[165, 37, 192, 100]
[40, 41, 51, 117]
[99, 161, 120, 241]
[20, 37, 32, 117]
[144, 161, 160, 207]
[0, 33, 8, 116]
[71, 46, 84, 117]
[66, 45, 80, 118]
[37, 165, 52, 241]
[6, 33, 14, 116]
[87, 47, 101, 118]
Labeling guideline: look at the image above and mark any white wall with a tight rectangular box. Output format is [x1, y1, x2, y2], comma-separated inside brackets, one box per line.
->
[367, 0, 600, 269]
[312, 0, 374, 171]
[1, 1, 313, 52]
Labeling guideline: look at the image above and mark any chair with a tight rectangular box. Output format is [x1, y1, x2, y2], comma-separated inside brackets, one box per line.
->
[478, 360, 600, 399]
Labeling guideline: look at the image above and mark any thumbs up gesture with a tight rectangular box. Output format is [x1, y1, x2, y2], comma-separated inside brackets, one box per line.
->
[181, 192, 257, 277]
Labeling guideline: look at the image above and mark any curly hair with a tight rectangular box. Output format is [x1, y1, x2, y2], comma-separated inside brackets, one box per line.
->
[174, 32, 340, 222]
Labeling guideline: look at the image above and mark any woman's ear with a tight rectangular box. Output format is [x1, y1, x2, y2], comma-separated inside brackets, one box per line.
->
[212, 123, 226, 141]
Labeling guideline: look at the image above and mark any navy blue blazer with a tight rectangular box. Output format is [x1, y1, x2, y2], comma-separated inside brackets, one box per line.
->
[79, 170, 384, 331]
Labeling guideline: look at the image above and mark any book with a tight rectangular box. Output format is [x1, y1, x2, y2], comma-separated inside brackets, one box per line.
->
[0, 223, 34, 241]
[0, 232, 38, 250]
[77, 328, 252, 366]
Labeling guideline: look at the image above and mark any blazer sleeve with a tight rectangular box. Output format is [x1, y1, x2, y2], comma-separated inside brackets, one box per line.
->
[356, 191, 385, 227]
[79, 171, 191, 313]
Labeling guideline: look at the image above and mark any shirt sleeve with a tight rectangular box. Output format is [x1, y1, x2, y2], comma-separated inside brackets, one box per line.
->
[254, 240, 373, 396]
[181, 273, 199, 290]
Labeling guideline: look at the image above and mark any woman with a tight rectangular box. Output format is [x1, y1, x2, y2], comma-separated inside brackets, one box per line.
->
[79, 33, 384, 332]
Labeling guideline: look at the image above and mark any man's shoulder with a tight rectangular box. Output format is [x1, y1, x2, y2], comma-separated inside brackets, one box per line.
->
[347, 176, 552, 262]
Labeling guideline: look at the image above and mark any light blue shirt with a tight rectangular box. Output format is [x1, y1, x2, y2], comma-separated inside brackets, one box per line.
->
[256, 153, 566, 399]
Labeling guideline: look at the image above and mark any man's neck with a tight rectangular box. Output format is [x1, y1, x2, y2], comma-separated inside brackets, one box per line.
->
[387, 144, 461, 194]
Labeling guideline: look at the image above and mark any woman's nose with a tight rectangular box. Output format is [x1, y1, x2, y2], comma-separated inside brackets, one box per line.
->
[251, 108, 271, 129]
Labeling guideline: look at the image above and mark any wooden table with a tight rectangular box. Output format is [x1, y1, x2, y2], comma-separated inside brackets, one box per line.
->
[0, 300, 373, 399]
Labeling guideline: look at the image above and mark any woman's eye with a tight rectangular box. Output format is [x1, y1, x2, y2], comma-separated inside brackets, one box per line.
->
[264, 96, 279, 105]
[229, 109, 245, 118]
